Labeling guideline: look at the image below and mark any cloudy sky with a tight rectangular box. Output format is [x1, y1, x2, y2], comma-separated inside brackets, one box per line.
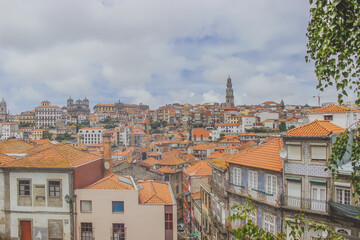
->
[0, 0, 343, 113]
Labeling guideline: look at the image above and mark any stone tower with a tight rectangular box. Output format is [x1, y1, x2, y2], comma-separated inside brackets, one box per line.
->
[226, 76, 234, 108]
[0, 98, 7, 121]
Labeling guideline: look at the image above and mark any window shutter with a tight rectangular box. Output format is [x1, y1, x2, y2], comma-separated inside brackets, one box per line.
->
[287, 145, 301, 160]
[311, 146, 326, 160]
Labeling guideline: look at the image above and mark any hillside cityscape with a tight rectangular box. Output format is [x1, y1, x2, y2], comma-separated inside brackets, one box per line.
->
[0, 76, 359, 239]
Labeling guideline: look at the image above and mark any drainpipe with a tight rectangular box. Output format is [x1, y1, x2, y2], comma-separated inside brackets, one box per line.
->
[66, 171, 75, 240]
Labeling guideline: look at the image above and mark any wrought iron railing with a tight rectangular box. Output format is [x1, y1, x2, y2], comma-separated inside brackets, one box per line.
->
[281, 195, 328, 213]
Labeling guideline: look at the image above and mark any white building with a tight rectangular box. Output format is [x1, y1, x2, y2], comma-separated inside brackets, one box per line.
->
[214, 123, 241, 135]
[255, 111, 280, 122]
[1, 122, 19, 140]
[79, 127, 105, 145]
[35, 100, 64, 128]
[0, 141, 103, 240]
[308, 104, 360, 130]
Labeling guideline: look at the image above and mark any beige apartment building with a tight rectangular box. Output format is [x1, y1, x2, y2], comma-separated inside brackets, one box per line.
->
[75, 174, 177, 240]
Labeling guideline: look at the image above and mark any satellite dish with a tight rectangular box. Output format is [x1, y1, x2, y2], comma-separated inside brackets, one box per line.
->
[279, 149, 288, 159]
[104, 161, 110, 170]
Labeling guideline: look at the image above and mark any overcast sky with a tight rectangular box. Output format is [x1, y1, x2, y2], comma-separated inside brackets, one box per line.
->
[0, 0, 344, 114]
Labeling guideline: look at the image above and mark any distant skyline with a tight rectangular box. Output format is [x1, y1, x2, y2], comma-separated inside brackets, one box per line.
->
[0, 0, 352, 114]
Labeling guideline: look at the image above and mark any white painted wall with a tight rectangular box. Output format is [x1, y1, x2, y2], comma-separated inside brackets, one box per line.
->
[309, 111, 360, 129]
[9, 171, 71, 238]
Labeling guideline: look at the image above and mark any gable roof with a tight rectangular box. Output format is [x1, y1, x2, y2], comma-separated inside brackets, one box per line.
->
[143, 157, 160, 166]
[2, 144, 101, 168]
[0, 139, 34, 154]
[0, 153, 16, 166]
[309, 104, 360, 113]
[226, 138, 282, 172]
[85, 174, 134, 190]
[285, 120, 345, 137]
[137, 180, 173, 205]
[185, 161, 211, 176]
[158, 155, 185, 166]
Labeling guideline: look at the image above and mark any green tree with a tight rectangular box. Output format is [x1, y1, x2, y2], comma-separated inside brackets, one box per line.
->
[279, 122, 287, 131]
[43, 130, 52, 140]
[229, 197, 346, 240]
[307, 0, 360, 203]
[306, 0, 360, 105]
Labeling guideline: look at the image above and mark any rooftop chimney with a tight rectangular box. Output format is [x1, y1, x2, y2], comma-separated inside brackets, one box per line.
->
[103, 130, 113, 176]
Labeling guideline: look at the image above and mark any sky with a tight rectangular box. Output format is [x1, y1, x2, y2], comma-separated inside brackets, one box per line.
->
[0, 0, 345, 114]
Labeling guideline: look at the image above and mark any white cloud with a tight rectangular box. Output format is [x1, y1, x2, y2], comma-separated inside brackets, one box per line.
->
[0, 0, 319, 113]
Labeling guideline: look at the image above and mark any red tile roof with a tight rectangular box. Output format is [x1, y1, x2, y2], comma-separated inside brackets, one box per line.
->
[2, 143, 101, 168]
[309, 104, 360, 113]
[143, 157, 160, 166]
[85, 174, 134, 190]
[286, 120, 345, 137]
[158, 155, 185, 166]
[0, 139, 34, 154]
[137, 180, 173, 204]
[226, 138, 282, 172]
[185, 161, 212, 176]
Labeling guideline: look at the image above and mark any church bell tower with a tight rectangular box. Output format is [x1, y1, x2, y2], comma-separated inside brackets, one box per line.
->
[226, 76, 234, 108]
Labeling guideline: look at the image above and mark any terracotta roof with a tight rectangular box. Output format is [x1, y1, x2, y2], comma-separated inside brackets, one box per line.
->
[226, 138, 283, 172]
[191, 143, 217, 151]
[0, 153, 16, 166]
[262, 101, 278, 105]
[163, 150, 183, 157]
[209, 157, 228, 170]
[85, 174, 134, 190]
[137, 180, 173, 204]
[192, 128, 211, 138]
[185, 161, 212, 176]
[286, 120, 345, 137]
[158, 167, 176, 173]
[309, 104, 360, 113]
[148, 152, 162, 156]
[2, 144, 101, 168]
[207, 151, 228, 159]
[238, 141, 258, 150]
[143, 157, 160, 166]
[158, 155, 185, 166]
[0, 139, 34, 154]
[220, 139, 240, 143]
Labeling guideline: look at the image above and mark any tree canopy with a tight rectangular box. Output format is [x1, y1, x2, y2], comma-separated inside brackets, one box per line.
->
[306, 0, 360, 105]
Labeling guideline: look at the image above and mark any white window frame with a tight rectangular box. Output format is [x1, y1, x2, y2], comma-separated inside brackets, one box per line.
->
[263, 213, 276, 234]
[266, 174, 277, 196]
[335, 187, 351, 205]
[232, 167, 241, 186]
[248, 171, 258, 190]
[335, 227, 351, 236]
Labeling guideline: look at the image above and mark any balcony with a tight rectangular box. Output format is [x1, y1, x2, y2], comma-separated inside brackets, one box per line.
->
[281, 195, 329, 213]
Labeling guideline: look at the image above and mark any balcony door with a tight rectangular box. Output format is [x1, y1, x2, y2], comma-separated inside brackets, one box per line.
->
[287, 181, 301, 207]
[20, 220, 32, 240]
[311, 185, 326, 212]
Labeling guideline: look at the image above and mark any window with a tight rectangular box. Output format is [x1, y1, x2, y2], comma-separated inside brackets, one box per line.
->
[232, 167, 241, 186]
[81, 223, 93, 240]
[19, 180, 30, 196]
[287, 144, 301, 161]
[113, 223, 125, 240]
[311, 146, 327, 161]
[81, 200, 92, 212]
[112, 201, 124, 213]
[324, 115, 333, 120]
[165, 213, 173, 230]
[336, 188, 351, 205]
[266, 175, 277, 196]
[248, 171, 258, 190]
[247, 208, 257, 224]
[336, 228, 351, 235]
[263, 213, 276, 234]
[49, 181, 61, 197]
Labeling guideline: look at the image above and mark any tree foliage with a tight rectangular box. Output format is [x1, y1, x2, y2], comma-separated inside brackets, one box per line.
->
[306, 0, 360, 105]
[229, 197, 347, 240]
